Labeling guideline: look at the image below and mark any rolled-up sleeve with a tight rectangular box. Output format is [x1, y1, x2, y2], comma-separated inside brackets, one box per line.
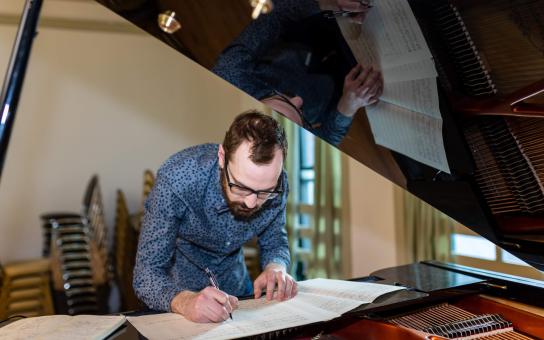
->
[133, 173, 186, 311]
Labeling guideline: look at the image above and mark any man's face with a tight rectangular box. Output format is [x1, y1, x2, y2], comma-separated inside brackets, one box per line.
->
[219, 141, 283, 219]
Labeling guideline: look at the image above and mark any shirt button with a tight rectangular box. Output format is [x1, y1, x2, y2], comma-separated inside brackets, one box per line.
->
[225, 241, 231, 246]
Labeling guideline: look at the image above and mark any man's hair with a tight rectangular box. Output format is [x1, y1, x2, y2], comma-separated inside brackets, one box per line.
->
[223, 110, 287, 164]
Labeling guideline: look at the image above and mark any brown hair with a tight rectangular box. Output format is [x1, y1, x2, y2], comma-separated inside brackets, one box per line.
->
[223, 110, 287, 164]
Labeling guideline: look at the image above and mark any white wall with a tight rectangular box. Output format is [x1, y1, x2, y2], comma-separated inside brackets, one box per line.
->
[347, 157, 398, 278]
[0, 1, 263, 262]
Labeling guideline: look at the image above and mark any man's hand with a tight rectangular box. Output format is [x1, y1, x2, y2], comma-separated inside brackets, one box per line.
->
[170, 287, 238, 323]
[337, 0, 371, 24]
[254, 263, 297, 301]
[337, 64, 383, 117]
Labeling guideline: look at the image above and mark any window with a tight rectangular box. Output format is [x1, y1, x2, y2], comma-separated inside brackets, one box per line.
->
[449, 224, 544, 280]
[291, 127, 316, 281]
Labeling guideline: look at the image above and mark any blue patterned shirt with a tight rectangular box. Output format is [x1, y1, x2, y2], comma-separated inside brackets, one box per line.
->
[133, 143, 290, 312]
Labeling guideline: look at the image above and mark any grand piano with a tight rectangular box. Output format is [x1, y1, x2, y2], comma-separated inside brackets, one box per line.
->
[2, 0, 544, 339]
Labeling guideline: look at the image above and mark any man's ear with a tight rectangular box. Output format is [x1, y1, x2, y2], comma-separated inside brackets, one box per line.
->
[218, 144, 225, 169]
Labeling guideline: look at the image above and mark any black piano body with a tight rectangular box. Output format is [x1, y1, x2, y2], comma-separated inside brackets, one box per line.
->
[2, 0, 544, 339]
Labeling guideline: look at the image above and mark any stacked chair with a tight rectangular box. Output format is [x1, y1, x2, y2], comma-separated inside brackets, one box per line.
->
[0, 259, 54, 319]
[40, 175, 109, 315]
[113, 170, 155, 311]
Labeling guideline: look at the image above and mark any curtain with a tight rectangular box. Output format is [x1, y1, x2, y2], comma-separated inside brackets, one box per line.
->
[398, 188, 454, 263]
[272, 112, 345, 279]
[308, 137, 344, 279]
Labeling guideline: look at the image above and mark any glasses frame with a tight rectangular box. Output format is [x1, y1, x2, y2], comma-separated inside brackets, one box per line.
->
[268, 90, 314, 129]
[224, 159, 283, 201]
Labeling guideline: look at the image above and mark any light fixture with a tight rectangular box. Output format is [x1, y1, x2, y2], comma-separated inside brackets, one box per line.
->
[249, 0, 273, 20]
[157, 10, 181, 34]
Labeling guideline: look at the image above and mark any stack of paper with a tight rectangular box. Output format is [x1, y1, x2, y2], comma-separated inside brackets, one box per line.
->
[334, 0, 450, 173]
[127, 279, 405, 340]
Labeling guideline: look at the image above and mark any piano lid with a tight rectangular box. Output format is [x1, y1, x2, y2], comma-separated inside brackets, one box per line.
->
[95, 0, 544, 271]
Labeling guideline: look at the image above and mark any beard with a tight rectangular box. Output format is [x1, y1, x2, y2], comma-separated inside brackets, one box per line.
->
[220, 168, 262, 220]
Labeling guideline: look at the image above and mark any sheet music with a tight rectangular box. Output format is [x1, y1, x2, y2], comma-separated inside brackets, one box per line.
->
[380, 77, 441, 118]
[382, 59, 437, 83]
[366, 101, 450, 173]
[0, 315, 126, 340]
[338, 0, 432, 69]
[127, 279, 406, 340]
[328, 0, 451, 173]
[298, 278, 405, 302]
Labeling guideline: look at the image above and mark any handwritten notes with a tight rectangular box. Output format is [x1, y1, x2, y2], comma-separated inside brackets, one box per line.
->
[0, 315, 126, 340]
[127, 279, 405, 340]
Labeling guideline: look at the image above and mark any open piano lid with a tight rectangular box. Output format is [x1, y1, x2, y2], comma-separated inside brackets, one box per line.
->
[94, 0, 544, 272]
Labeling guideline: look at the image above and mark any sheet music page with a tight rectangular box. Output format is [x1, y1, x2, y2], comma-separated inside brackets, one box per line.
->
[298, 278, 405, 303]
[337, 0, 433, 69]
[380, 77, 441, 118]
[0, 315, 126, 340]
[127, 298, 338, 340]
[366, 101, 450, 173]
[382, 59, 437, 83]
[127, 279, 407, 340]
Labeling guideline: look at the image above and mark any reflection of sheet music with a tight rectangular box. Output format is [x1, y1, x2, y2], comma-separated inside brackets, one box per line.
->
[367, 102, 450, 173]
[381, 78, 441, 117]
[127, 279, 405, 340]
[338, 0, 432, 69]
[327, 0, 451, 173]
[382, 59, 437, 83]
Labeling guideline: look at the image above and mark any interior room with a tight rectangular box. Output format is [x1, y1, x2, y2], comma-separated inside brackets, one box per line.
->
[0, 0, 543, 339]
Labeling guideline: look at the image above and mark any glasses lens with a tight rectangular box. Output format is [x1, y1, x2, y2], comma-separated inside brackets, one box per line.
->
[230, 185, 253, 197]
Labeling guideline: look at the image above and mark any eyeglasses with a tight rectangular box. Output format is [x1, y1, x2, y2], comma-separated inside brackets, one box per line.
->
[268, 90, 314, 129]
[224, 159, 282, 201]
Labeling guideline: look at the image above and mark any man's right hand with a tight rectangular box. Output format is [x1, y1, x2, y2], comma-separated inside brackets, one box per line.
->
[170, 287, 238, 323]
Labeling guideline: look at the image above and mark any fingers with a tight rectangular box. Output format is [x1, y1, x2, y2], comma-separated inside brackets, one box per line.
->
[275, 271, 287, 300]
[266, 271, 276, 301]
[201, 287, 233, 321]
[254, 276, 264, 299]
[228, 295, 239, 310]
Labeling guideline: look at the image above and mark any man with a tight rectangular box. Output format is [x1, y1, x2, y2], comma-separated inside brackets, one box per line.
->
[213, 0, 382, 146]
[133, 111, 296, 323]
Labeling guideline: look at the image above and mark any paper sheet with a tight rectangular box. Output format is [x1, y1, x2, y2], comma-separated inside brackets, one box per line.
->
[0, 315, 126, 340]
[127, 280, 406, 340]
[338, 0, 433, 69]
[366, 101, 450, 173]
[330, 0, 451, 173]
[380, 77, 441, 118]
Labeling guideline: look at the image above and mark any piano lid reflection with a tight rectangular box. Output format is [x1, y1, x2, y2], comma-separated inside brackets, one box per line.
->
[2, 0, 544, 338]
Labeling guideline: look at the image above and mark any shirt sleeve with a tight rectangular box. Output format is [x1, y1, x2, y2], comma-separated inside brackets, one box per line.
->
[133, 172, 186, 311]
[311, 109, 354, 146]
[212, 0, 321, 100]
[257, 180, 291, 270]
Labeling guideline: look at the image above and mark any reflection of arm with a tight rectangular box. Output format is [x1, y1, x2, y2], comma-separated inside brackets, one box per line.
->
[311, 110, 353, 146]
[258, 179, 291, 270]
[212, 0, 321, 98]
[133, 172, 185, 311]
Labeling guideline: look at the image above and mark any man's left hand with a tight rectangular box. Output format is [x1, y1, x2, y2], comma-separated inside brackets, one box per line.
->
[254, 263, 297, 301]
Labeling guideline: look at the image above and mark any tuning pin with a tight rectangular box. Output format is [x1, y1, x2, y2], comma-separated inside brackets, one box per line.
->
[157, 10, 181, 34]
[249, 0, 273, 20]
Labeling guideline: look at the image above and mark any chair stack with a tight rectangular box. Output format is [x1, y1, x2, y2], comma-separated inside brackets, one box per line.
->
[0, 259, 54, 319]
[113, 170, 155, 310]
[40, 175, 109, 314]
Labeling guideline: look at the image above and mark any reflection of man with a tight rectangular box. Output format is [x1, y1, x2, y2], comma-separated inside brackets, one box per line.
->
[133, 112, 296, 323]
[213, 0, 382, 146]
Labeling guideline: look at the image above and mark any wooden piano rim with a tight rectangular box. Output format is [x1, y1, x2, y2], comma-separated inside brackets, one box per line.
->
[304, 294, 544, 340]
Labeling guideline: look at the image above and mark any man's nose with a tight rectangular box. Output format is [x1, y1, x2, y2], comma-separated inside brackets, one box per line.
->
[244, 194, 258, 208]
